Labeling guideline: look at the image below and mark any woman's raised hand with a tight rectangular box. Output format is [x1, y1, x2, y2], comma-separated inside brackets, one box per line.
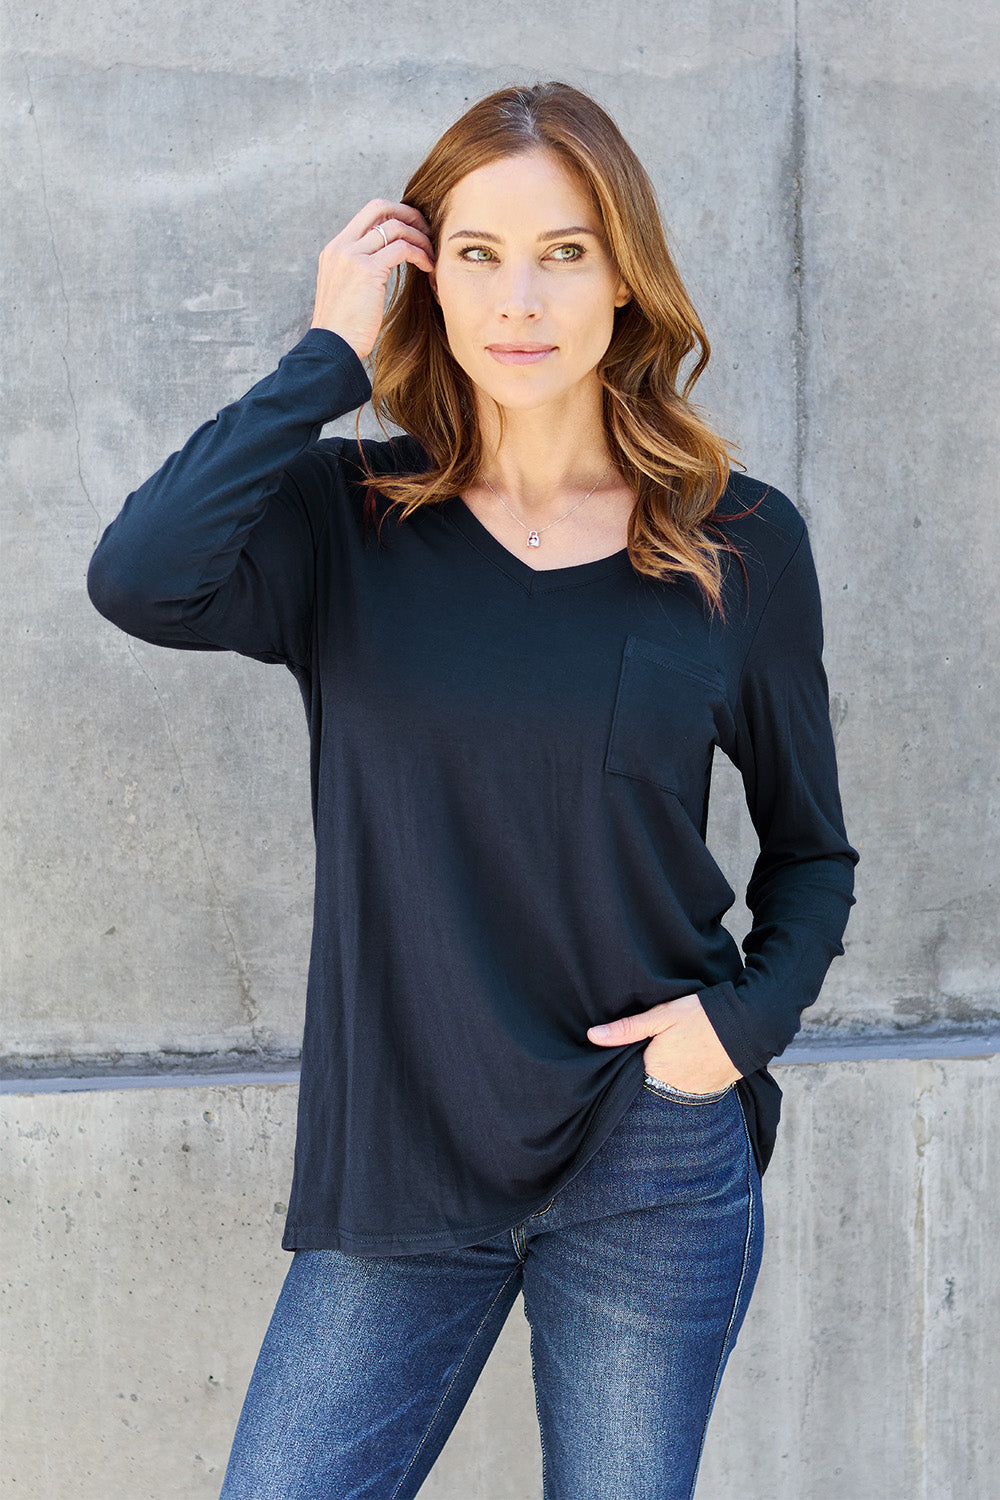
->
[310, 199, 436, 362]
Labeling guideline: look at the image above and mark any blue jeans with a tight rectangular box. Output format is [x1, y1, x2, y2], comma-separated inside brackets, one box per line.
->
[220, 1075, 763, 1500]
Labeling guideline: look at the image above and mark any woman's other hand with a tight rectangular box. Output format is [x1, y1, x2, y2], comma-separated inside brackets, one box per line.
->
[587, 994, 742, 1094]
[310, 199, 435, 362]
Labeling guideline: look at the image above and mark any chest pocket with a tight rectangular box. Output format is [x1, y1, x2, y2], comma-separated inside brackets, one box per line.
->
[604, 635, 728, 821]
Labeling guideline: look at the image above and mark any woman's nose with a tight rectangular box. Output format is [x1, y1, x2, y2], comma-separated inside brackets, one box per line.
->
[495, 262, 542, 319]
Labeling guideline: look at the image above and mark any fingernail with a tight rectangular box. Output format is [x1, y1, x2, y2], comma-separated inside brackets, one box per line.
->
[589, 1024, 613, 1040]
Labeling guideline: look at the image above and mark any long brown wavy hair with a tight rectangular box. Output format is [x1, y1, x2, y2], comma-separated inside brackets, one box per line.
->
[365, 81, 738, 610]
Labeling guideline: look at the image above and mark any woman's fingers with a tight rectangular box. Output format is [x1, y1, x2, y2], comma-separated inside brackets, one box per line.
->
[342, 197, 431, 242]
[639, 997, 741, 1094]
[588, 995, 740, 1094]
[361, 218, 435, 269]
[310, 200, 435, 361]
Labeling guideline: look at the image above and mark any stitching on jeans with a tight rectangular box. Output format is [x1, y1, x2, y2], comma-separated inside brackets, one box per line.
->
[389, 1266, 522, 1499]
[524, 1296, 553, 1500]
[642, 1074, 734, 1105]
[686, 1092, 759, 1499]
[529, 1196, 556, 1221]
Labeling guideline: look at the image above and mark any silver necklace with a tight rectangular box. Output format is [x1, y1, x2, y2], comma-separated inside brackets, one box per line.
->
[480, 462, 613, 548]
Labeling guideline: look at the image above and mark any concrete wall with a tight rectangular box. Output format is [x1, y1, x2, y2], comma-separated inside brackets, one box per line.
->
[3, 0, 998, 1495]
[5, 1055, 998, 1498]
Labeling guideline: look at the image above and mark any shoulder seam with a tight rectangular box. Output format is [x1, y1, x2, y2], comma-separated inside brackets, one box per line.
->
[734, 518, 809, 694]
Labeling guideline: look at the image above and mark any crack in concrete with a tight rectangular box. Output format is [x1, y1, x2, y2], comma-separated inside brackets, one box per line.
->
[910, 1060, 935, 1499]
[17, 46, 103, 545]
[791, 0, 808, 523]
[123, 639, 266, 1050]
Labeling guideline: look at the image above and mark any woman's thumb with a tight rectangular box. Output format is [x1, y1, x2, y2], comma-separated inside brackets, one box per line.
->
[588, 1013, 642, 1046]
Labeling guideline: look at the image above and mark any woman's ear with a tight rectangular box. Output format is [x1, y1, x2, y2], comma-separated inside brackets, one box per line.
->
[614, 282, 632, 308]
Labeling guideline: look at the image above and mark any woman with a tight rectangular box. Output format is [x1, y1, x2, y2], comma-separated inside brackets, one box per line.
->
[88, 81, 857, 1500]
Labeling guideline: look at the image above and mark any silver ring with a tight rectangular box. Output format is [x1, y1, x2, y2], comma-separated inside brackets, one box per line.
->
[374, 223, 389, 250]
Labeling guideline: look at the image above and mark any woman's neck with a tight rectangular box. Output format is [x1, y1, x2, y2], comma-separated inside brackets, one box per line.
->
[476, 385, 615, 518]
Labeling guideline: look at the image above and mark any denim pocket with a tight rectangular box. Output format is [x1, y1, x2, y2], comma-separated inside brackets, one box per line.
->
[642, 1071, 736, 1106]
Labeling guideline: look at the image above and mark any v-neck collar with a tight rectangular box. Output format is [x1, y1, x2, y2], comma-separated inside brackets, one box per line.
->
[442, 497, 633, 595]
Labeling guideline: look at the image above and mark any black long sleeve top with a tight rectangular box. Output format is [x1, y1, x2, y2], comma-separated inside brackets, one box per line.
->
[88, 329, 858, 1255]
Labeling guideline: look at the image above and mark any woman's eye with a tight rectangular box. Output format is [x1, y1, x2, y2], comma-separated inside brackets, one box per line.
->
[456, 244, 585, 264]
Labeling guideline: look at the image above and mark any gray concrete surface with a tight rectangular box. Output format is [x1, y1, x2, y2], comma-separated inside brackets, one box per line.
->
[7, 0, 996, 1063]
[3, 1056, 998, 1499]
[3, 0, 999, 1495]
[795, 2, 1000, 1031]
[5, 0, 810, 1061]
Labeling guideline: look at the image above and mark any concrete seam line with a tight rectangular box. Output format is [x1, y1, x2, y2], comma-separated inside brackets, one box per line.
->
[0, 1070, 303, 1096]
[2, 1032, 999, 1094]
[775, 1033, 1000, 1065]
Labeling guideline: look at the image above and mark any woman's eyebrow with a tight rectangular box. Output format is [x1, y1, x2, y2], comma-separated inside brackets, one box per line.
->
[446, 226, 600, 242]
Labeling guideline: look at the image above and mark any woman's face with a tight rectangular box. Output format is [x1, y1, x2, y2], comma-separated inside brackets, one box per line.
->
[431, 148, 631, 418]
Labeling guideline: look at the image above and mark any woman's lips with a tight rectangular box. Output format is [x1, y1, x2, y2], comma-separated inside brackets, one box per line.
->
[486, 345, 556, 366]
